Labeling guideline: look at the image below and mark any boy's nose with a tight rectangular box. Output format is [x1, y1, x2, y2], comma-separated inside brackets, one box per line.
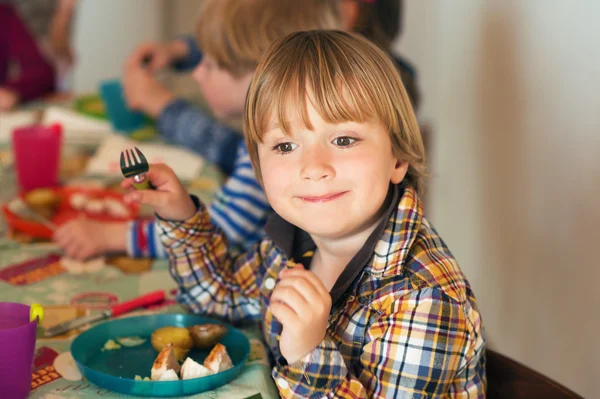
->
[300, 147, 335, 181]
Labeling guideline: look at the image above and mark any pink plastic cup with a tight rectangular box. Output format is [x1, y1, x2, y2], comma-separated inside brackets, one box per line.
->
[12, 124, 63, 192]
[0, 303, 40, 399]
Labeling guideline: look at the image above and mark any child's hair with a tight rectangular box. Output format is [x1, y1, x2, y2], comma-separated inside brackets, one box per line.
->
[244, 30, 426, 194]
[353, 0, 403, 51]
[196, 0, 341, 77]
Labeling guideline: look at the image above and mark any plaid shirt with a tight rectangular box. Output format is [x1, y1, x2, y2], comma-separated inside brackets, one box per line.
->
[157, 185, 486, 398]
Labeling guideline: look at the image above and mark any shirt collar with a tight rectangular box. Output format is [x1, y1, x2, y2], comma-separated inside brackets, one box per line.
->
[264, 184, 403, 304]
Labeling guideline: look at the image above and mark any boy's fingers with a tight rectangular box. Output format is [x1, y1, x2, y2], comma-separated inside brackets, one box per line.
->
[123, 189, 168, 208]
[280, 268, 328, 298]
[275, 277, 320, 306]
[121, 164, 177, 191]
[121, 179, 133, 189]
[145, 163, 176, 186]
[270, 302, 299, 330]
[271, 286, 308, 314]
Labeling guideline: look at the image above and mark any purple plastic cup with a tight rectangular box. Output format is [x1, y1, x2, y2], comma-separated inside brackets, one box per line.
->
[0, 302, 39, 399]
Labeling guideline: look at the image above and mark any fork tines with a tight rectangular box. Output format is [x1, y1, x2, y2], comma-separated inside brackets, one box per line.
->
[119, 146, 149, 178]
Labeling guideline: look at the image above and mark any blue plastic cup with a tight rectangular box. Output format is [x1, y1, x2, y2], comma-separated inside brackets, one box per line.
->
[100, 79, 147, 133]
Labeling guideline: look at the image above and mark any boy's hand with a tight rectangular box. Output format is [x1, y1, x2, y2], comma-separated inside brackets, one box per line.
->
[122, 163, 197, 221]
[54, 218, 127, 260]
[270, 265, 332, 365]
[127, 41, 187, 72]
[0, 88, 19, 111]
[122, 65, 175, 117]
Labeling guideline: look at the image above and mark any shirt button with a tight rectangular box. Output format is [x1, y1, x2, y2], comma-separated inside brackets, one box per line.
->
[264, 277, 276, 290]
[277, 377, 289, 390]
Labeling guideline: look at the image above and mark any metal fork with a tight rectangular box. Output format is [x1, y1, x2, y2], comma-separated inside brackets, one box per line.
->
[119, 147, 151, 190]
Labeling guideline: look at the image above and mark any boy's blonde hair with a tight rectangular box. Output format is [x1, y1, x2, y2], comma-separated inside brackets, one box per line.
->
[196, 0, 341, 77]
[244, 30, 426, 194]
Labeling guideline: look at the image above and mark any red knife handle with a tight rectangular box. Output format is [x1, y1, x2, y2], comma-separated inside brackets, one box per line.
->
[111, 290, 166, 317]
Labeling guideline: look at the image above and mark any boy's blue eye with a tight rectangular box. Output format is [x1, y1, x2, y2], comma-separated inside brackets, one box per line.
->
[333, 137, 356, 147]
[274, 142, 298, 154]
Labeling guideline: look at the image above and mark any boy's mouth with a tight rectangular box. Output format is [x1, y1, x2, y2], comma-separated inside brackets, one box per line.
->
[297, 191, 348, 203]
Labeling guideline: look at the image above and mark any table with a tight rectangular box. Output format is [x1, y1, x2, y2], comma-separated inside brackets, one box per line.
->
[0, 111, 280, 399]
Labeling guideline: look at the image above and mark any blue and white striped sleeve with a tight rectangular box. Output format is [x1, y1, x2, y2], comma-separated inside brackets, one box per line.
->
[157, 99, 243, 175]
[208, 143, 271, 252]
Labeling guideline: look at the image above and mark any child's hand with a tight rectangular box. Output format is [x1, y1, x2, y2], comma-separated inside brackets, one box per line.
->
[0, 88, 19, 111]
[270, 265, 332, 365]
[122, 163, 197, 221]
[54, 218, 127, 260]
[127, 41, 185, 72]
[122, 64, 175, 117]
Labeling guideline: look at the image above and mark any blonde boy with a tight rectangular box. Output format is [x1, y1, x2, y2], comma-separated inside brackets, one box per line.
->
[125, 31, 486, 398]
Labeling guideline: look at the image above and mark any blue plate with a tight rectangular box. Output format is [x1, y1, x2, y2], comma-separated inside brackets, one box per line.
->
[71, 314, 250, 397]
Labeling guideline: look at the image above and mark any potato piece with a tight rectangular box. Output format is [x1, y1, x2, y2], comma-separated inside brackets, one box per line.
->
[24, 188, 60, 208]
[24, 188, 60, 219]
[151, 326, 193, 361]
[188, 324, 227, 349]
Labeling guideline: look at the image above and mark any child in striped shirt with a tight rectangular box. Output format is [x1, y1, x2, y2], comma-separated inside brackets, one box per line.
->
[123, 30, 486, 398]
[53, 0, 341, 259]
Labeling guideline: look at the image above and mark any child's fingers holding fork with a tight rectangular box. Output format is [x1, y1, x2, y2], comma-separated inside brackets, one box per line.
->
[122, 163, 197, 221]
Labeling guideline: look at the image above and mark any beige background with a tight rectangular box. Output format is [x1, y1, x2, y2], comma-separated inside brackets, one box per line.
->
[396, 1, 599, 397]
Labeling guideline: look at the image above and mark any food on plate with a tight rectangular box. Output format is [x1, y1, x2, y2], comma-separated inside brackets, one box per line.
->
[24, 188, 60, 219]
[69, 192, 130, 218]
[116, 336, 146, 347]
[103, 197, 130, 218]
[151, 344, 181, 381]
[180, 357, 213, 380]
[84, 198, 105, 214]
[146, 327, 234, 381]
[102, 339, 121, 351]
[203, 343, 234, 374]
[69, 192, 88, 210]
[159, 369, 179, 381]
[151, 326, 193, 361]
[188, 323, 227, 349]
[134, 375, 151, 381]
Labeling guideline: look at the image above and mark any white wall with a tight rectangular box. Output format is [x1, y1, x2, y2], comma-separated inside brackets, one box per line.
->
[165, 0, 203, 37]
[71, 0, 166, 93]
[395, 1, 599, 397]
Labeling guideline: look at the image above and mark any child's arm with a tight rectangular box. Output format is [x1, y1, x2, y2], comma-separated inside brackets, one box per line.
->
[156, 197, 264, 323]
[54, 219, 128, 260]
[126, 219, 166, 259]
[127, 145, 269, 258]
[207, 144, 270, 250]
[156, 99, 243, 175]
[123, 164, 264, 323]
[273, 287, 485, 398]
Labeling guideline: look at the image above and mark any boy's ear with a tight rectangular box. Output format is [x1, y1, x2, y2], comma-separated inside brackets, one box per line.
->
[390, 161, 409, 184]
